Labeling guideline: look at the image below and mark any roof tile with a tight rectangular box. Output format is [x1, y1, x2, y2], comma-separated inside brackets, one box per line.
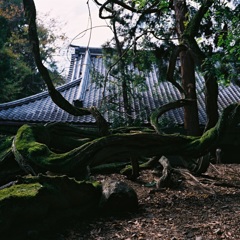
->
[0, 46, 239, 126]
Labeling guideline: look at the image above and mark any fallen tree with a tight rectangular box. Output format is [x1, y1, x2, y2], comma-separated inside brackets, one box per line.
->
[0, 103, 239, 237]
[3, 103, 237, 179]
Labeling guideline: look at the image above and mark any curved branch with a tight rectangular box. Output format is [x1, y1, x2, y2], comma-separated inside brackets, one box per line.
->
[185, 0, 214, 38]
[110, 0, 163, 14]
[150, 99, 192, 134]
[23, 0, 90, 116]
[182, 1, 214, 62]
[94, 0, 169, 19]
[99, 0, 116, 19]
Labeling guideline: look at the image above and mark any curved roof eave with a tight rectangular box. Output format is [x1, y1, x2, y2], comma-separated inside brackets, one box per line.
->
[0, 78, 81, 110]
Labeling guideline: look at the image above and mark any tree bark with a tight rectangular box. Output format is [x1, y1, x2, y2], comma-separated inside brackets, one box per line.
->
[204, 72, 219, 132]
[180, 0, 217, 133]
[180, 50, 200, 135]
[173, 0, 200, 136]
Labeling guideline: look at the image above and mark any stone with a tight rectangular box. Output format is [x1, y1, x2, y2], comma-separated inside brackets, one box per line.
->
[100, 180, 138, 213]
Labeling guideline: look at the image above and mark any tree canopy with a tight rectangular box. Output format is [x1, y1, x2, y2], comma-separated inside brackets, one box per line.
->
[0, 0, 65, 103]
[94, 0, 239, 132]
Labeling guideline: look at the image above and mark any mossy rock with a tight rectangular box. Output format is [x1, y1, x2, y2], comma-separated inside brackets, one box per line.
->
[0, 175, 102, 237]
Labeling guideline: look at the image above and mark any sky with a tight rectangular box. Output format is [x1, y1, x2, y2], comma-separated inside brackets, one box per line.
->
[34, 0, 113, 47]
[34, 0, 113, 74]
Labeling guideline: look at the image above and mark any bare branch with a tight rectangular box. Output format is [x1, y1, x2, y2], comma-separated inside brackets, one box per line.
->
[93, 0, 169, 19]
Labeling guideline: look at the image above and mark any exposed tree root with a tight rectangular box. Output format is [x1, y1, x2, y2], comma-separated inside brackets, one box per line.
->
[156, 156, 173, 188]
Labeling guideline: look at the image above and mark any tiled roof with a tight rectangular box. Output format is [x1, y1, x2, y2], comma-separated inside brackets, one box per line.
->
[0, 46, 239, 126]
[0, 79, 84, 123]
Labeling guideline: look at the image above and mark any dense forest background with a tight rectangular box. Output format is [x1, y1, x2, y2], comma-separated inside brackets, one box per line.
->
[0, 0, 66, 103]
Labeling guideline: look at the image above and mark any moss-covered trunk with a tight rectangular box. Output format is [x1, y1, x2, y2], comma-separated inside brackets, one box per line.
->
[7, 103, 239, 179]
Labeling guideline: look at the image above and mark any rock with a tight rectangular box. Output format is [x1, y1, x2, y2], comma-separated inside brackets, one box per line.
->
[0, 175, 102, 236]
[100, 180, 138, 213]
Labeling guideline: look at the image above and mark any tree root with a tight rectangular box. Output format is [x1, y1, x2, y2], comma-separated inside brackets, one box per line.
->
[156, 156, 173, 188]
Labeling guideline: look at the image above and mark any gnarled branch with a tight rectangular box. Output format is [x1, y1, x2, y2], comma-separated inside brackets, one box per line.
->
[93, 0, 169, 19]
[12, 104, 240, 177]
[23, 0, 91, 116]
[23, 0, 110, 134]
[150, 99, 192, 134]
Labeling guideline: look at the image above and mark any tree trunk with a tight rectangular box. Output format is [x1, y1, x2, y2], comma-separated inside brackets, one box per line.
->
[180, 50, 200, 135]
[204, 73, 219, 132]
[112, 18, 133, 124]
[174, 0, 200, 136]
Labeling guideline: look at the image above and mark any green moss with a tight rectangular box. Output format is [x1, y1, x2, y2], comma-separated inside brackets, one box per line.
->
[28, 142, 49, 157]
[91, 162, 129, 174]
[0, 135, 13, 149]
[90, 180, 102, 189]
[13, 125, 94, 176]
[0, 135, 13, 163]
[0, 183, 42, 201]
[0, 175, 102, 236]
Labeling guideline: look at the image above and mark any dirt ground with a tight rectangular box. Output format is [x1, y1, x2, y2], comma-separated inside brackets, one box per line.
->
[55, 164, 240, 240]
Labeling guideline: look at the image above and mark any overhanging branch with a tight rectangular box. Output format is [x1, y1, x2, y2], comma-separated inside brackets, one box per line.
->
[185, 0, 214, 38]
[94, 0, 169, 19]
[23, 0, 91, 116]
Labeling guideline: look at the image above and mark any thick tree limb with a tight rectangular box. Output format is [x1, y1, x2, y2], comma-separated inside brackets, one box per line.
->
[185, 0, 214, 38]
[204, 73, 219, 132]
[12, 104, 240, 177]
[150, 99, 192, 134]
[182, 0, 214, 61]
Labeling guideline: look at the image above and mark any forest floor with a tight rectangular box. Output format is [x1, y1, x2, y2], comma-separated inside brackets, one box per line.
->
[55, 164, 240, 240]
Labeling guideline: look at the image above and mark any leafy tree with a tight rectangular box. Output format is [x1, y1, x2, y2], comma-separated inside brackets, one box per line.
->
[100, 4, 173, 126]
[94, 0, 239, 135]
[0, 0, 65, 103]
